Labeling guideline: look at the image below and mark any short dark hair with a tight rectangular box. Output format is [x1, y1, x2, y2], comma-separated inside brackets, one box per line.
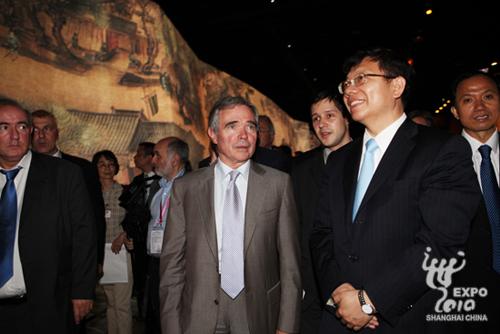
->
[342, 48, 415, 107]
[208, 96, 258, 133]
[138, 142, 155, 157]
[0, 97, 32, 126]
[166, 137, 191, 172]
[451, 70, 499, 106]
[32, 109, 58, 127]
[92, 150, 120, 175]
[311, 88, 351, 120]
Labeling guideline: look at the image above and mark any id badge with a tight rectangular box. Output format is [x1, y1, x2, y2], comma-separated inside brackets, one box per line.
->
[150, 229, 164, 254]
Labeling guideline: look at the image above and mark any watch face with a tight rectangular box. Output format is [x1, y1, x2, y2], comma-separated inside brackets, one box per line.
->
[362, 304, 374, 315]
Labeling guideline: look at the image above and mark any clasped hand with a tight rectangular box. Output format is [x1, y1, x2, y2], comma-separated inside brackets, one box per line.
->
[332, 283, 379, 331]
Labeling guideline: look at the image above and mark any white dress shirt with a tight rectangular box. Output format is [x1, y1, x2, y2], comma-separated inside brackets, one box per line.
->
[214, 159, 250, 271]
[0, 151, 32, 298]
[358, 113, 407, 178]
[462, 130, 499, 190]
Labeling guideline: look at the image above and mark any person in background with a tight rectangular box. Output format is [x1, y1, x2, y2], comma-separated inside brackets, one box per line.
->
[92, 150, 133, 334]
[450, 70, 500, 333]
[407, 109, 434, 127]
[159, 96, 301, 334]
[0, 98, 96, 333]
[119, 142, 160, 319]
[311, 48, 480, 333]
[252, 115, 291, 172]
[31, 109, 106, 274]
[291, 88, 351, 333]
[144, 137, 189, 334]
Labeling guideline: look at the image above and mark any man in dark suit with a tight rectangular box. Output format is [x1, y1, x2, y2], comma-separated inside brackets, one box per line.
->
[291, 89, 351, 333]
[0, 98, 96, 333]
[159, 96, 301, 334]
[310, 48, 481, 333]
[31, 109, 106, 271]
[252, 115, 291, 173]
[450, 71, 500, 332]
[120, 142, 160, 318]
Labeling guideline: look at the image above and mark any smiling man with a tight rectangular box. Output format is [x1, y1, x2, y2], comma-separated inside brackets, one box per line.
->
[310, 48, 480, 333]
[159, 95, 301, 334]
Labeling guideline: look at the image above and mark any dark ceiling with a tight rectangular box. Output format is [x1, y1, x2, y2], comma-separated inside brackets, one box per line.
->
[160, 0, 500, 122]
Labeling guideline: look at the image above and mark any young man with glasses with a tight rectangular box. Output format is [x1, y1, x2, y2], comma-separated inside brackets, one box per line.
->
[311, 48, 480, 333]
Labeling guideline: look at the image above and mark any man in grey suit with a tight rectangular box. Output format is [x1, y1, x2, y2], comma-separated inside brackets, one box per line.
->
[159, 96, 301, 334]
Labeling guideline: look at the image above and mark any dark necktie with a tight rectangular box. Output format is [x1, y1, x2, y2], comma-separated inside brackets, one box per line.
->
[478, 145, 500, 274]
[0, 168, 21, 287]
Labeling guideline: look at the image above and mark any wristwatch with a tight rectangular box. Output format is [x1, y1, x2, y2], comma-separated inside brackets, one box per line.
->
[358, 289, 375, 315]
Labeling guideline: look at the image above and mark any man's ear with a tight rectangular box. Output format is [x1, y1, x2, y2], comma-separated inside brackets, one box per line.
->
[391, 76, 406, 99]
[208, 127, 218, 145]
[450, 106, 460, 120]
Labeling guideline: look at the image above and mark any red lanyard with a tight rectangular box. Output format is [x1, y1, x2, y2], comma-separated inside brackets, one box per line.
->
[158, 194, 170, 225]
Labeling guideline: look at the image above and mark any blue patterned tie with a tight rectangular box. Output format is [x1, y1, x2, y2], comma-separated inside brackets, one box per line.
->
[478, 145, 500, 274]
[353, 139, 379, 220]
[0, 168, 21, 287]
[221, 170, 245, 299]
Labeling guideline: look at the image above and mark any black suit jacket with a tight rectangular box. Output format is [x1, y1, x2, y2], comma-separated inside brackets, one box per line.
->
[451, 134, 500, 333]
[252, 146, 291, 173]
[61, 152, 106, 265]
[291, 146, 325, 333]
[0, 152, 96, 333]
[311, 120, 481, 333]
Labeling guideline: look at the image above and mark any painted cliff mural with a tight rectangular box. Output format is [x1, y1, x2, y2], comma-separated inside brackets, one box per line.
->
[0, 0, 311, 182]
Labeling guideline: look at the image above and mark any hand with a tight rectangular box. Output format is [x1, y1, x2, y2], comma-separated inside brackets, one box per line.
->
[332, 283, 378, 331]
[124, 237, 134, 250]
[111, 232, 126, 253]
[276, 330, 289, 334]
[72, 299, 93, 324]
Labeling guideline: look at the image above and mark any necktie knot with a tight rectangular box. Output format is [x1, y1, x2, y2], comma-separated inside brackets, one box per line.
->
[479, 145, 492, 161]
[1, 168, 20, 181]
[228, 170, 240, 184]
[366, 138, 379, 154]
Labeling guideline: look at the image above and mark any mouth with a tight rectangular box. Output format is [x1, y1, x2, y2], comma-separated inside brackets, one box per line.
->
[473, 114, 490, 121]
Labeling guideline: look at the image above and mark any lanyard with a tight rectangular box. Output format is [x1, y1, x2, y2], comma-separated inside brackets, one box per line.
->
[157, 193, 170, 226]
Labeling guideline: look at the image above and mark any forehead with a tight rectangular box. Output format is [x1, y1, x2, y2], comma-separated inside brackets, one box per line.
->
[219, 105, 255, 123]
[457, 75, 498, 93]
[348, 58, 380, 76]
[32, 116, 56, 126]
[0, 105, 28, 122]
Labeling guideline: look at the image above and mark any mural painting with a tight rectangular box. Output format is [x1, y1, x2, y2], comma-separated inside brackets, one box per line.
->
[0, 0, 312, 182]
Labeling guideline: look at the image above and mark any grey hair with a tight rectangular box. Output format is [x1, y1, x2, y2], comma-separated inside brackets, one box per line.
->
[208, 96, 258, 133]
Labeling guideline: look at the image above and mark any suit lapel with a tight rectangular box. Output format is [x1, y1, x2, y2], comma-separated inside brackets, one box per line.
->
[344, 140, 363, 226]
[358, 119, 418, 213]
[197, 166, 218, 262]
[244, 162, 266, 255]
[19, 153, 49, 242]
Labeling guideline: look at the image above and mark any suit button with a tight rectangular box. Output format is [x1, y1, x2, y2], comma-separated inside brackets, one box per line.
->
[348, 254, 359, 262]
[214, 299, 219, 305]
[407, 304, 413, 310]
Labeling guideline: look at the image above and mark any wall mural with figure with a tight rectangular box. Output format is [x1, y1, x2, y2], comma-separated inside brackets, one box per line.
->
[0, 0, 312, 182]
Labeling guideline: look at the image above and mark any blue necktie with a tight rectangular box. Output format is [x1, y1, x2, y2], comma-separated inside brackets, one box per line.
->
[221, 170, 245, 299]
[0, 168, 21, 287]
[478, 145, 500, 274]
[353, 139, 379, 220]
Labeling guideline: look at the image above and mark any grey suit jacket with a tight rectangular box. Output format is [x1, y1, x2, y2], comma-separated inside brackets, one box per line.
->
[159, 161, 301, 334]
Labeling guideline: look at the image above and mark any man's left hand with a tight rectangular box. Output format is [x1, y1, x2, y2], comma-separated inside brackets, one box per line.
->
[334, 287, 375, 331]
[72, 299, 93, 324]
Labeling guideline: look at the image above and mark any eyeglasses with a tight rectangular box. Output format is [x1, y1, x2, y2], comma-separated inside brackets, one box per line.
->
[338, 73, 397, 94]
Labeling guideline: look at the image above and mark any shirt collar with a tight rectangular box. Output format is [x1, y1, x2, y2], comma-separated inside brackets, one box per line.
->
[362, 113, 407, 153]
[462, 130, 499, 155]
[159, 168, 185, 188]
[216, 159, 251, 181]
